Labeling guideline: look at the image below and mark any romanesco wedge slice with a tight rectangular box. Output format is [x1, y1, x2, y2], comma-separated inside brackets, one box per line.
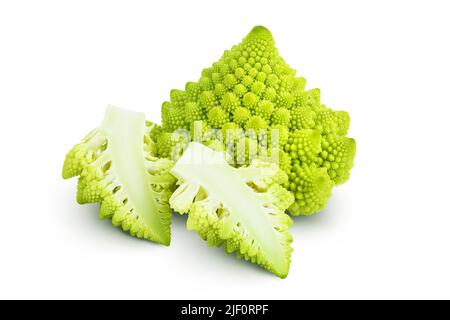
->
[63, 105, 176, 245]
[169, 142, 294, 278]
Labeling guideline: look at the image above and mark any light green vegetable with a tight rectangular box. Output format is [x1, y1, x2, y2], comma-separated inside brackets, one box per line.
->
[158, 26, 356, 216]
[63, 105, 176, 245]
[63, 25, 357, 279]
[169, 142, 294, 278]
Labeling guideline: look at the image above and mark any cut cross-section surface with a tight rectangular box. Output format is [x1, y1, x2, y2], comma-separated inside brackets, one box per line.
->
[63, 105, 176, 245]
[170, 142, 294, 278]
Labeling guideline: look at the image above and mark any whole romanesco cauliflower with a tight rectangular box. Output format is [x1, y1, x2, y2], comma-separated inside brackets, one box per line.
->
[157, 26, 356, 215]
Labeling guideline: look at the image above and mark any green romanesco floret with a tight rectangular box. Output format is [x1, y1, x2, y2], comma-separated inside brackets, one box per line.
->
[233, 106, 251, 125]
[221, 92, 241, 114]
[160, 25, 356, 215]
[170, 89, 188, 107]
[334, 111, 351, 136]
[318, 134, 356, 185]
[161, 102, 187, 132]
[254, 100, 275, 121]
[184, 102, 204, 123]
[245, 115, 269, 131]
[199, 91, 219, 112]
[285, 129, 322, 165]
[207, 106, 229, 128]
[242, 92, 260, 111]
[169, 142, 294, 278]
[287, 165, 333, 215]
[154, 131, 189, 161]
[314, 107, 338, 134]
[290, 106, 316, 130]
[271, 107, 291, 128]
[63, 105, 176, 245]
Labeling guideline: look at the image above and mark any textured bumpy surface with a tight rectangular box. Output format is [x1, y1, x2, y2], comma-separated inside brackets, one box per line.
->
[158, 26, 356, 216]
[169, 142, 294, 278]
[63, 106, 176, 245]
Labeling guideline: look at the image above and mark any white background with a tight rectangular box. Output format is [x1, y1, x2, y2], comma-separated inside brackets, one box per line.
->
[1, 0, 449, 299]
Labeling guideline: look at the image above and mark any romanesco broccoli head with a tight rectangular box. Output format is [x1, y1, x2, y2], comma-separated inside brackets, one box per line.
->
[160, 25, 356, 215]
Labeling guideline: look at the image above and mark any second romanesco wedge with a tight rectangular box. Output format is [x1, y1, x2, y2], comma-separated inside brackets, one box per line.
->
[169, 142, 294, 278]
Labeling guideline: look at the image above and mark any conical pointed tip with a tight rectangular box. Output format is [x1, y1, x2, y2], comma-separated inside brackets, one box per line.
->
[62, 169, 71, 180]
[246, 25, 273, 41]
[160, 238, 171, 246]
[348, 137, 357, 152]
[153, 233, 171, 246]
[274, 264, 290, 279]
